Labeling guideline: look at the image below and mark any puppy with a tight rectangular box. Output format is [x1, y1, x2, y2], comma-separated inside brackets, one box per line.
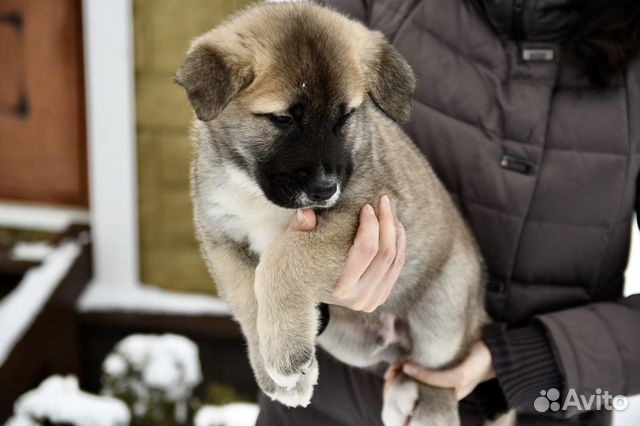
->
[176, 3, 487, 425]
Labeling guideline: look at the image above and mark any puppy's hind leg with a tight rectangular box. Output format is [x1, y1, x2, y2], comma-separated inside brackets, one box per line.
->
[390, 284, 466, 426]
[381, 374, 419, 426]
[382, 375, 458, 426]
[410, 385, 458, 426]
[317, 310, 405, 368]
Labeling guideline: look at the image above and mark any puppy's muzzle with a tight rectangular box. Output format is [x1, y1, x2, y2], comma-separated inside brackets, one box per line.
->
[307, 181, 338, 202]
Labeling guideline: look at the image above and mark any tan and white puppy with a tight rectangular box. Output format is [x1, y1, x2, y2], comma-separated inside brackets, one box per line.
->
[176, 3, 487, 425]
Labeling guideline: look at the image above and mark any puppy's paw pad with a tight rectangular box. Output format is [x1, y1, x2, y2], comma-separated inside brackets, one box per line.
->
[267, 361, 318, 408]
[265, 363, 304, 389]
[269, 386, 312, 408]
[264, 348, 314, 388]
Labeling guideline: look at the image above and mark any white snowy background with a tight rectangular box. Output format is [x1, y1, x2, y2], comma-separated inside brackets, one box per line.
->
[0, 242, 82, 367]
[6, 376, 130, 426]
[615, 222, 640, 425]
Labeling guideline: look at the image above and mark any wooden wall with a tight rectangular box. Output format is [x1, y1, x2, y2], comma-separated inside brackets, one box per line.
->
[0, 0, 87, 206]
[134, 0, 255, 294]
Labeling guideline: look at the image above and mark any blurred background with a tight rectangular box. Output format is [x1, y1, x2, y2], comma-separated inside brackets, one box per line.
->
[0, 1, 258, 425]
[0, 0, 638, 425]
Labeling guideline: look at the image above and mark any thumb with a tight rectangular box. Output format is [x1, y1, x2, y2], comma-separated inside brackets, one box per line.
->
[402, 363, 459, 389]
[288, 209, 317, 232]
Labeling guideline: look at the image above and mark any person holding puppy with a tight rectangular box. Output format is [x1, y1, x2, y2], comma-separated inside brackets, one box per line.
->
[255, 0, 640, 425]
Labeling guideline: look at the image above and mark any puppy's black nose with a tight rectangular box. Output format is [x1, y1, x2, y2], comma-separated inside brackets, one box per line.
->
[307, 182, 337, 201]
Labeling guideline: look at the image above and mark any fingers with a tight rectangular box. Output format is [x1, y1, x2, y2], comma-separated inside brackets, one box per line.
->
[383, 364, 403, 397]
[328, 197, 407, 312]
[288, 208, 317, 232]
[402, 363, 468, 400]
[359, 196, 396, 292]
[403, 363, 463, 390]
[401, 341, 496, 401]
[351, 204, 381, 266]
[332, 204, 380, 298]
[375, 223, 406, 307]
[359, 197, 406, 312]
[320, 196, 406, 312]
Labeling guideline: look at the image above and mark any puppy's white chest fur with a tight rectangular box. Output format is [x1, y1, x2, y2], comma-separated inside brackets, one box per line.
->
[207, 166, 293, 256]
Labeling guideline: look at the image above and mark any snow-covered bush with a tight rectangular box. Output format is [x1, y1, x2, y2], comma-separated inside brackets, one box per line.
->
[6, 375, 129, 426]
[194, 403, 260, 426]
[101, 333, 202, 426]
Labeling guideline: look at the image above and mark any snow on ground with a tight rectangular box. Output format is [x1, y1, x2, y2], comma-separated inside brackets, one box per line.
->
[107, 333, 202, 399]
[0, 242, 81, 367]
[194, 403, 260, 426]
[0, 201, 88, 232]
[9, 241, 55, 262]
[6, 375, 129, 426]
[79, 281, 230, 315]
[103, 334, 202, 423]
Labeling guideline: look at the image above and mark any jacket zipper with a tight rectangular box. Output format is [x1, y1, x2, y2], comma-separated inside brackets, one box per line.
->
[513, 0, 526, 41]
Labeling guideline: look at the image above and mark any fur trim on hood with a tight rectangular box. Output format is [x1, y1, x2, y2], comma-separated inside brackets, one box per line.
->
[564, 0, 640, 85]
[476, 0, 640, 85]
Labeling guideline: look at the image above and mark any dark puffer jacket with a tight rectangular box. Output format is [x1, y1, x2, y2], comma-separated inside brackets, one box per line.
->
[317, 0, 640, 423]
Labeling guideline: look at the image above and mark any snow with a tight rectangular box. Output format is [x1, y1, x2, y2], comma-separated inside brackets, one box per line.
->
[194, 403, 260, 426]
[102, 334, 203, 424]
[4, 416, 38, 426]
[144, 353, 181, 389]
[107, 334, 202, 399]
[616, 222, 640, 425]
[6, 375, 129, 426]
[9, 241, 55, 262]
[79, 281, 230, 315]
[103, 354, 128, 378]
[0, 242, 81, 368]
[614, 396, 640, 426]
[0, 201, 88, 232]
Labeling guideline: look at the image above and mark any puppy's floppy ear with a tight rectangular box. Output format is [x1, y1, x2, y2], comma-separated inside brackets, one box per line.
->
[366, 34, 416, 123]
[175, 44, 254, 121]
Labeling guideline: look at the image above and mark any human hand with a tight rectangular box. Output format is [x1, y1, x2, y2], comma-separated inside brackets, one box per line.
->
[288, 195, 406, 312]
[384, 340, 496, 403]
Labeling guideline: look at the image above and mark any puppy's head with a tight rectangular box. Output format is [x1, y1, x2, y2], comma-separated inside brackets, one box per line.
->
[176, 3, 415, 209]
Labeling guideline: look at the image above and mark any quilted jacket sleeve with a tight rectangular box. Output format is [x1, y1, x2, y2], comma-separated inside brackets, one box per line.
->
[506, 23, 640, 422]
[533, 182, 640, 416]
[536, 294, 640, 417]
[484, 189, 640, 418]
[534, 174, 640, 417]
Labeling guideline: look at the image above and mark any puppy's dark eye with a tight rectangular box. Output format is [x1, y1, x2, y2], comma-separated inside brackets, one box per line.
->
[337, 108, 355, 127]
[267, 114, 293, 126]
[253, 112, 293, 127]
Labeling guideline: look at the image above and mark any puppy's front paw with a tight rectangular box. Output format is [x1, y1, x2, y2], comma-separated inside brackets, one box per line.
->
[266, 356, 319, 407]
[254, 264, 319, 405]
[382, 375, 419, 426]
[253, 354, 317, 408]
[263, 343, 315, 390]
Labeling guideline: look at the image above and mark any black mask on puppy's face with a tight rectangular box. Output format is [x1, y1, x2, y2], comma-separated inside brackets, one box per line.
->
[252, 101, 356, 209]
